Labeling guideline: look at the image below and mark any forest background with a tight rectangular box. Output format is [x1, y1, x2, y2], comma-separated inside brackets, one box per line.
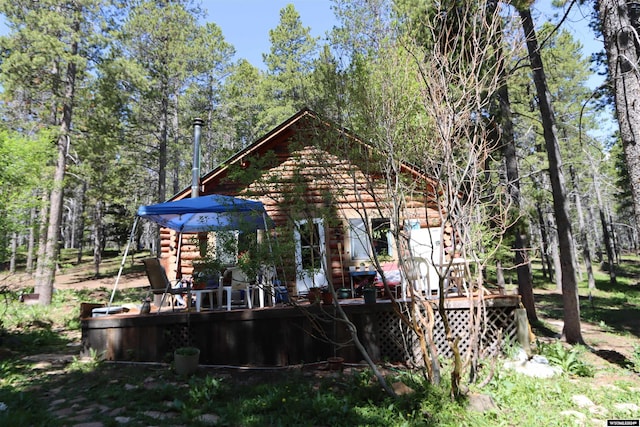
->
[0, 0, 634, 338]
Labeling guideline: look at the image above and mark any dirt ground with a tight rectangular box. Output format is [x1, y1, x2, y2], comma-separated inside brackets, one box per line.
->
[532, 287, 640, 374]
[0, 264, 149, 292]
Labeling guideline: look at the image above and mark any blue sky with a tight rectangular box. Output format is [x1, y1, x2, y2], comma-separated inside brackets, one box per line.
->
[202, 0, 337, 69]
[0, 1, 605, 90]
[0, 1, 601, 75]
[534, 1, 605, 89]
[206, 1, 604, 85]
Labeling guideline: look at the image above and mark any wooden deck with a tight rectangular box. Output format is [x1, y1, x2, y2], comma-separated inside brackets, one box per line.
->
[81, 295, 521, 366]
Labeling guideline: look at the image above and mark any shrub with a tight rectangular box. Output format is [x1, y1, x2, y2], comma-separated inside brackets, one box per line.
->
[537, 341, 594, 377]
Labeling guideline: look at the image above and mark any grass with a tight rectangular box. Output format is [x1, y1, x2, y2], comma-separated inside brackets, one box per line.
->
[532, 255, 640, 338]
[0, 253, 639, 425]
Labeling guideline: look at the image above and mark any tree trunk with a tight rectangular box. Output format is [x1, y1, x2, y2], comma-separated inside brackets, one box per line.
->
[597, 0, 640, 232]
[93, 200, 104, 277]
[548, 211, 562, 292]
[36, 133, 70, 304]
[26, 205, 36, 274]
[608, 211, 620, 263]
[570, 166, 596, 290]
[496, 73, 537, 322]
[34, 29, 78, 305]
[9, 232, 17, 273]
[76, 181, 87, 265]
[537, 205, 552, 281]
[599, 207, 616, 282]
[34, 190, 49, 284]
[594, 171, 617, 285]
[519, 8, 583, 343]
[155, 86, 169, 256]
[172, 91, 181, 196]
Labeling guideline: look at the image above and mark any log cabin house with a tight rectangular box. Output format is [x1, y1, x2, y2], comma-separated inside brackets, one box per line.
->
[159, 108, 456, 299]
[82, 108, 520, 366]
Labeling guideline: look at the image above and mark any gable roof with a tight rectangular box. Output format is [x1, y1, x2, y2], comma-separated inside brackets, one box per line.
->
[171, 107, 434, 201]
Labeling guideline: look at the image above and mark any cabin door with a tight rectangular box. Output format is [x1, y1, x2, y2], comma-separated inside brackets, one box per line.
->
[294, 218, 327, 294]
[408, 226, 443, 289]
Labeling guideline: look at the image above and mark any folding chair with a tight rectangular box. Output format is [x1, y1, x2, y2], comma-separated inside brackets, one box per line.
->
[142, 258, 190, 313]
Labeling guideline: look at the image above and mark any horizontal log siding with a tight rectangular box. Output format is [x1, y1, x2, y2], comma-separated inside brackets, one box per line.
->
[161, 126, 442, 291]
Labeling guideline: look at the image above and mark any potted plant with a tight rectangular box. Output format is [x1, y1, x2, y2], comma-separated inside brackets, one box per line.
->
[327, 356, 344, 371]
[174, 346, 200, 376]
[192, 259, 224, 289]
[362, 284, 377, 304]
[338, 288, 351, 299]
[307, 287, 321, 304]
[321, 287, 333, 305]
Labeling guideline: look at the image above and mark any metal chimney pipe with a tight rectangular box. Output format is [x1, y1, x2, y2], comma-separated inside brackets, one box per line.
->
[191, 118, 204, 198]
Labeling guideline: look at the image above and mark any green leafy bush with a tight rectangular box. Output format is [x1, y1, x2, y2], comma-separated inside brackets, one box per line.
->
[631, 344, 640, 373]
[537, 341, 594, 377]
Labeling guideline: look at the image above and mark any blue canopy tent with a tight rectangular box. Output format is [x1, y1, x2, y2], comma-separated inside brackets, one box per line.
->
[137, 195, 272, 233]
[107, 195, 273, 310]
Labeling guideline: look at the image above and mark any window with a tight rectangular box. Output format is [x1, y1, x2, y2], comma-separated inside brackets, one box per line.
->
[349, 218, 369, 260]
[214, 230, 257, 265]
[299, 220, 322, 271]
[372, 218, 392, 258]
[349, 217, 392, 260]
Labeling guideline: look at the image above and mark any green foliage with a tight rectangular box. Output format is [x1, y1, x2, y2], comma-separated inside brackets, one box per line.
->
[187, 375, 227, 402]
[537, 341, 594, 377]
[0, 130, 54, 262]
[258, 4, 319, 132]
[174, 346, 199, 356]
[68, 348, 103, 372]
[631, 345, 640, 374]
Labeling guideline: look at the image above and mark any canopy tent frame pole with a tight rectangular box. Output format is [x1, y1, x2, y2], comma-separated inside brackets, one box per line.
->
[262, 212, 291, 304]
[108, 216, 140, 310]
[157, 231, 187, 313]
[259, 212, 275, 306]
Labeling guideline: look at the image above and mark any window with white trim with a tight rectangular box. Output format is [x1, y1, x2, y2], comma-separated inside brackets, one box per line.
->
[349, 217, 393, 260]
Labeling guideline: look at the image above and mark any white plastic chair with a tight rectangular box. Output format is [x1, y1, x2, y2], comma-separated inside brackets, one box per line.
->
[258, 265, 276, 307]
[220, 267, 254, 311]
[404, 257, 439, 300]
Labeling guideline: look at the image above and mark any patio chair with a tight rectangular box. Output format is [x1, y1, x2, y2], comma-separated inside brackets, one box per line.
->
[142, 258, 190, 313]
[257, 265, 276, 307]
[221, 267, 254, 311]
[405, 257, 439, 300]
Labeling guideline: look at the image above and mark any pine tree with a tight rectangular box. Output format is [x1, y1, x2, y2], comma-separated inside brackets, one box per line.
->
[0, 0, 107, 304]
[516, 3, 584, 344]
[596, 0, 640, 232]
[258, 4, 319, 132]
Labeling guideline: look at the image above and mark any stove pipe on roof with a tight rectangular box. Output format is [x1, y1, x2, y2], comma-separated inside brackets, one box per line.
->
[191, 118, 204, 198]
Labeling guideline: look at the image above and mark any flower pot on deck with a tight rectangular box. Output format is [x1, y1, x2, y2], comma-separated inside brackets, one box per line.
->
[321, 290, 333, 305]
[363, 287, 377, 304]
[307, 287, 321, 304]
[337, 288, 351, 299]
[327, 356, 344, 371]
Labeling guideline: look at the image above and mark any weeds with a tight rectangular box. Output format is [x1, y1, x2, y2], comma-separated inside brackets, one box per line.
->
[631, 345, 640, 373]
[68, 348, 103, 372]
[537, 341, 594, 377]
[0, 254, 639, 426]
